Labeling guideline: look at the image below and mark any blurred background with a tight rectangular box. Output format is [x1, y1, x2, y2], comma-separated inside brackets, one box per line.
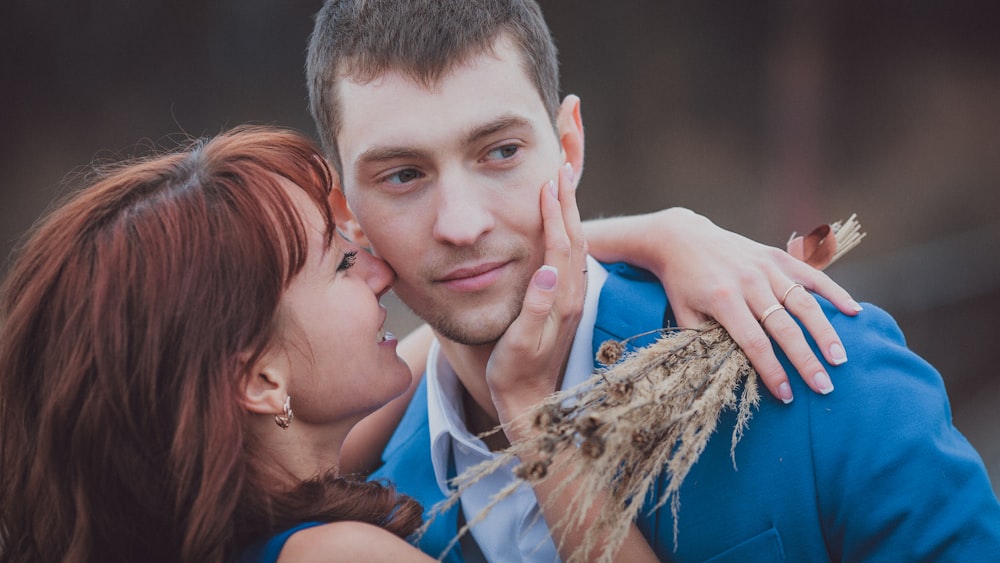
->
[1, 1, 997, 493]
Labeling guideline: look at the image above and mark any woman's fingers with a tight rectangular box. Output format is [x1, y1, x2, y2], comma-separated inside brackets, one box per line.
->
[551, 163, 586, 327]
[779, 278, 850, 368]
[699, 287, 801, 403]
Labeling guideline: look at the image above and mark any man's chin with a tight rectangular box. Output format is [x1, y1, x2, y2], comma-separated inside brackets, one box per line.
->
[425, 307, 519, 347]
[432, 321, 507, 347]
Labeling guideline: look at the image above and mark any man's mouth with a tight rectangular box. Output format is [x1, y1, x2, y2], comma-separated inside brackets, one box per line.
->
[436, 261, 509, 292]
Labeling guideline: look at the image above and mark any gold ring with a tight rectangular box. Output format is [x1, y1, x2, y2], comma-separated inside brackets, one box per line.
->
[759, 304, 785, 324]
[781, 283, 805, 305]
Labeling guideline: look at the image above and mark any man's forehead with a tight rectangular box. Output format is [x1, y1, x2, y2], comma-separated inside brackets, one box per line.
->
[335, 37, 549, 159]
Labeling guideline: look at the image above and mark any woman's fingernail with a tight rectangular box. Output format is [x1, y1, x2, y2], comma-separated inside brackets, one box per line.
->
[564, 161, 574, 183]
[829, 343, 848, 365]
[778, 382, 793, 404]
[813, 371, 834, 394]
[547, 179, 558, 199]
[535, 265, 558, 290]
[849, 299, 863, 312]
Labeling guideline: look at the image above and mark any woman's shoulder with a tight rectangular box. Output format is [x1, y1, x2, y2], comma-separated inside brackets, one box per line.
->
[277, 521, 434, 562]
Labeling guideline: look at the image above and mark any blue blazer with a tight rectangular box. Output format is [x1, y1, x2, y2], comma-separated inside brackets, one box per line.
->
[371, 263, 1000, 561]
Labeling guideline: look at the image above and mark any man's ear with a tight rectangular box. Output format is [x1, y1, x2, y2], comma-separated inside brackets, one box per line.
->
[240, 348, 290, 416]
[556, 94, 585, 188]
[329, 183, 370, 248]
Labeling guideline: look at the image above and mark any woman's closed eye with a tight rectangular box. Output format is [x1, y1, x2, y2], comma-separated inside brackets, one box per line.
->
[337, 250, 358, 273]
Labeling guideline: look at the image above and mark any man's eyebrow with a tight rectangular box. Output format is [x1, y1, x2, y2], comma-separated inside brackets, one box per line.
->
[356, 146, 425, 166]
[354, 114, 533, 167]
[463, 114, 533, 146]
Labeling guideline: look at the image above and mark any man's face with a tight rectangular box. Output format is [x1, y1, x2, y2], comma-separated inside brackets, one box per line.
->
[334, 36, 571, 345]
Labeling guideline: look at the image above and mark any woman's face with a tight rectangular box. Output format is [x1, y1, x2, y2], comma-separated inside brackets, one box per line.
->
[272, 179, 411, 427]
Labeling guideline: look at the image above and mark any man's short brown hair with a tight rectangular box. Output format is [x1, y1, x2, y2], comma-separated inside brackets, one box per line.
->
[306, 0, 560, 175]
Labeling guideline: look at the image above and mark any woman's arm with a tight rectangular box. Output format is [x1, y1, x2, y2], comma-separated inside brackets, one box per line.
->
[585, 208, 861, 403]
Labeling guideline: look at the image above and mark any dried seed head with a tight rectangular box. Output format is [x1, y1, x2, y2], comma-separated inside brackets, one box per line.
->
[690, 338, 709, 357]
[514, 459, 549, 482]
[631, 429, 656, 452]
[540, 436, 560, 454]
[597, 340, 625, 366]
[533, 403, 563, 429]
[608, 380, 634, 402]
[574, 415, 602, 437]
[580, 435, 606, 458]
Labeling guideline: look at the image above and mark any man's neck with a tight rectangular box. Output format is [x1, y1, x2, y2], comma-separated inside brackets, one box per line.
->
[436, 337, 507, 447]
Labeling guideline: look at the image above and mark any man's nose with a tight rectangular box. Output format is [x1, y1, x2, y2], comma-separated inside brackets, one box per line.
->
[430, 169, 495, 246]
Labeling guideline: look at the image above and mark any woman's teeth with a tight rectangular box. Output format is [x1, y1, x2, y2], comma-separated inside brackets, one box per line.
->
[377, 328, 395, 343]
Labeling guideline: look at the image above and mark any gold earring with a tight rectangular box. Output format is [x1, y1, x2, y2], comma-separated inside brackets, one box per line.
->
[274, 395, 293, 429]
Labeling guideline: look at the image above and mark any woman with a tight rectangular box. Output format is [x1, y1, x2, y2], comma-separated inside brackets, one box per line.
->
[0, 126, 434, 561]
[0, 125, 856, 562]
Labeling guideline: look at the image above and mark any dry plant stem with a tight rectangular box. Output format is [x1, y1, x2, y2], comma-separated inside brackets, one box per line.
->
[427, 216, 864, 562]
[828, 214, 866, 266]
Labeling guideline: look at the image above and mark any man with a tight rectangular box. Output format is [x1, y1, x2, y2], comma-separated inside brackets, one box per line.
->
[306, 1, 1000, 560]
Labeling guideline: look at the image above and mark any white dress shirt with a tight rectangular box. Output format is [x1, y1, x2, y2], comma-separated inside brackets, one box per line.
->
[425, 256, 609, 562]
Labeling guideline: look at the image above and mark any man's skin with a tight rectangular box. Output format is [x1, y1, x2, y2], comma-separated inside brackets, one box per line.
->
[327, 34, 855, 558]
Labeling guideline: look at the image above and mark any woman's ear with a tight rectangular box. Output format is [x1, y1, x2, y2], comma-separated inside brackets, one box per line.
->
[329, 183, 370, 248]
[240, 348, 290, 416]
[556, 94, 585, 188]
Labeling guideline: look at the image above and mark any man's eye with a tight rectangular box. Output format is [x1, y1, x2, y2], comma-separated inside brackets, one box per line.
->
[337, 250, 358, 272]
[486, 145, 518, 160]
[386, 168, 422, 184]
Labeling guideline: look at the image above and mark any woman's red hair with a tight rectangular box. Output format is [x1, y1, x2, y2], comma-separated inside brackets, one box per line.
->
[0, 126, 421, 562]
